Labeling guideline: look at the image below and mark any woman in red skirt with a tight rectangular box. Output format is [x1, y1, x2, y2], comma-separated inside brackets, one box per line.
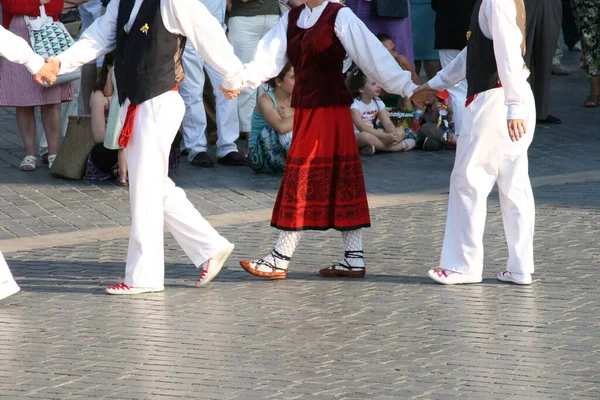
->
[233, 0, 436, 279]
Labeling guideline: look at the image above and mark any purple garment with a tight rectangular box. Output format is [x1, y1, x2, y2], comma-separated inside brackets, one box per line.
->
[344, 0, 414, 66]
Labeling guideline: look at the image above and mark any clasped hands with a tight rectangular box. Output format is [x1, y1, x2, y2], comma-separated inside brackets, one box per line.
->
[33, 56, 61, 86]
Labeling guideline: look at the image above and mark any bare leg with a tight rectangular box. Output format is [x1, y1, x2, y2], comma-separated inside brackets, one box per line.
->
[90, 90, 108, 143]
[40, 104, 61, 156]
[118, 149, 128, 183]
[16, 107, 36, 157]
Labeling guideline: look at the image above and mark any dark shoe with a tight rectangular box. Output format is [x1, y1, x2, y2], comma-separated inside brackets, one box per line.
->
[537, 115, 561, 125]
[181, 149, 189, 157]
[551, 64, 569, 75]
[217, 151, 245, 166]
[191, 152, 214, 168]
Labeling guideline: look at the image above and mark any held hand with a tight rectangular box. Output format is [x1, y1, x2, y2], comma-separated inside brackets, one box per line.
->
[507, 119, 527, 142]
[410, 86, 437, 110]
[33, 57, 60, 85]
[219, 85, 243, 100]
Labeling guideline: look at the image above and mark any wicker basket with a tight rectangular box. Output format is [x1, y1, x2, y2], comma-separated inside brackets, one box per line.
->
[50, 115, 96, 180]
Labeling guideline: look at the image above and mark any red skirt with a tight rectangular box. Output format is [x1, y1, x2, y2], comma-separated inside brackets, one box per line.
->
[271, 105, 371, 231]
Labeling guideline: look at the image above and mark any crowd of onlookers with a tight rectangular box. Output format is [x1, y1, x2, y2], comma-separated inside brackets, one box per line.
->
[0, 0, 598, 177]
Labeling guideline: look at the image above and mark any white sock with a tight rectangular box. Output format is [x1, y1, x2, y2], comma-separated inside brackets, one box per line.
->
[260, 230, 302, 270]
[338, 229, 364, 268]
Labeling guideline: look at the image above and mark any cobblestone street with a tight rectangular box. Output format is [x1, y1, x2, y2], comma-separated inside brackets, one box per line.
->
[0, 52, 599, 399]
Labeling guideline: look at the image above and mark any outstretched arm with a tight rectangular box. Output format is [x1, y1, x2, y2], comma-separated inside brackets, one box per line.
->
[243, 13, 290, 90]
[56, 0, 120, 74]
[336, 8, 437, 108]
[0, 26, 45, 75]
[427, 47, 467, 91]
[162, 0, 244, 91]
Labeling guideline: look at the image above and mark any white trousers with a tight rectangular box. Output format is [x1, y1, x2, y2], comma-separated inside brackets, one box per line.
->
[179, 42, 239, 160]
[122, 91, 231, 288]
[0, 251, 15, 285]
[227, 14, 280, 132]
[440, 87, 536, 276]
[439, 49, 467, 136]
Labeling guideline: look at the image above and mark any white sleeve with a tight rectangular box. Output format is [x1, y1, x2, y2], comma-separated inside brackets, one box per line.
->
[428, 47, 467, 91]
[58, 0, 120, 73]
[376, 98, 386, 110]
[0, 26, 44, 74]
[162, 0, 244, 90]
[488, 0, 529, 120]
[335, 8, 418, 99]
[243, 13, 290, 89]
[350, 99, 360, 110]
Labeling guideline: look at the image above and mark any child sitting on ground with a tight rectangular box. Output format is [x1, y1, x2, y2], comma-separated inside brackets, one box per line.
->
[418, 90, 458, 151]
[348, 69, 416, 155]
[246, 62, 294, 173]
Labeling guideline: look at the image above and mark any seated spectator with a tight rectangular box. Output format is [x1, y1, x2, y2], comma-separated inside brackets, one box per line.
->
[348, 70, 416, 155]
[87, 52, 128, 185]
[377, 33, 419, 108]
[247, 63, 294, 174]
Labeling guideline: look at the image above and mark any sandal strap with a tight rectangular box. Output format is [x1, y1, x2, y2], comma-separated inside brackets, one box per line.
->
[328, 262, 365, 272]
[255, 258, 287, 272]
[344, 250, 364, 259]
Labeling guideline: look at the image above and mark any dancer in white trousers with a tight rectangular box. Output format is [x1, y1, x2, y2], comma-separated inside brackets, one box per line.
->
[37, 0, 244, 295]
[418, 0, 536, 285]
[0, 26, 46, 300]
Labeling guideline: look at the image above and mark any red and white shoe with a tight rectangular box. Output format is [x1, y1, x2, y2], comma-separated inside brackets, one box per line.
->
[496, 270, 532, 285]
[105, 282, 164, 295]
[428, 268, 482, 285]
[196, 243, 235, 287]
[0, 279, 20, 301]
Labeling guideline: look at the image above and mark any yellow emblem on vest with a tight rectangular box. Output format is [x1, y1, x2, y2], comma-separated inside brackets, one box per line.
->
[140, 24, 150, 34]
[466, 31, 472, 40]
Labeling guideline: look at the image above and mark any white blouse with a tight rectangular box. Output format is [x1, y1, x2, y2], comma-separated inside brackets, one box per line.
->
[0, 26, 44, 74]
[57, 0, 244, 90]
[428, 0, 530, 120]
[243, 1, 418, 99]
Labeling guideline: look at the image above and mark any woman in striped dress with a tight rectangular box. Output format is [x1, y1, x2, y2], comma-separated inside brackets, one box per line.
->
[0, 0, 74, 171]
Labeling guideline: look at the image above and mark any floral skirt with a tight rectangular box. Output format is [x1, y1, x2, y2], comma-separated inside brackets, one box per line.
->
[270, 106, 371, 231]
[572, 0, 600, 77]
[246, 125, 292, 174]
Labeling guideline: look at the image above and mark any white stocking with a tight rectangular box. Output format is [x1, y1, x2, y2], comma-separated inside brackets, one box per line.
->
[258, 230, 302, 271]
[332, 229, 364, 269]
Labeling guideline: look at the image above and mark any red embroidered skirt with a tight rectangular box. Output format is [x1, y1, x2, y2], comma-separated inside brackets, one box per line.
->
[271, 105, 371, 231]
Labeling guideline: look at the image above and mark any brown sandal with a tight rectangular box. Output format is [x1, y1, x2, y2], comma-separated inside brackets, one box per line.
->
[239, 259, 288, 279]
[584, 94, 600, 108]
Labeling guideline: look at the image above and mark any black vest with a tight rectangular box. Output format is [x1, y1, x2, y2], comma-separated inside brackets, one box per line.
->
[114, 0, 186, 105]
[465, 0, 499, 98]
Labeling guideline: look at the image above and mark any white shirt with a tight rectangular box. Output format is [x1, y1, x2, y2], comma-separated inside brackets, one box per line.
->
[0, 26, 44, 74]
[427, 0, 530, 120]
[58, 0, 244, 90]
[243, 1, 418, 99]
[350, 97, 385, 133]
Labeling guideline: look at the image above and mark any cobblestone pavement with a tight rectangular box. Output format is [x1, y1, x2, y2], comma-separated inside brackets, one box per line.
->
[1, 53, 600, 398]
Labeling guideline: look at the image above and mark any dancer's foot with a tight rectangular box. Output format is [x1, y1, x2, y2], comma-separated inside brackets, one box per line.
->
[239, 259, 288, 279]
[496, 270, 532, 285]
[196, 243, 235, 287]
[319, 264, 366, 277]
[320, 250, 366, 278]
[0, 279, 20, 301]
[105, 282, 164, 295]
[428, 268, 482, 285]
